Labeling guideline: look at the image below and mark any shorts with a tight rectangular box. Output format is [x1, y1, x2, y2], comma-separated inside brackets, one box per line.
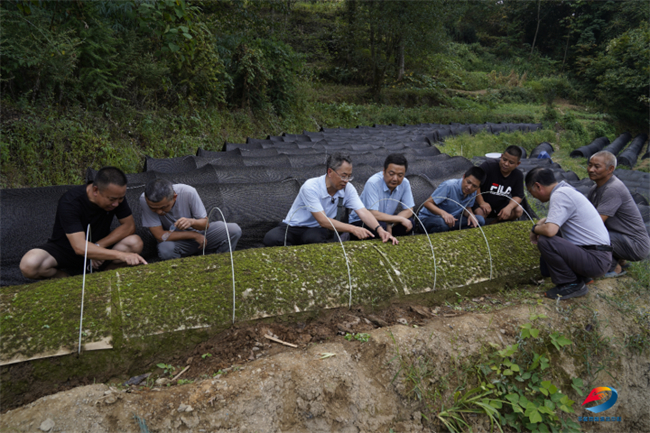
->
[39, 242, 109, 276]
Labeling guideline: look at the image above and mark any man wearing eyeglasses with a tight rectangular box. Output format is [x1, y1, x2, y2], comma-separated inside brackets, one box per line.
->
[348, 153, 415, 239]
[20, 166, 147, 280]
[263, 152, 398, 246]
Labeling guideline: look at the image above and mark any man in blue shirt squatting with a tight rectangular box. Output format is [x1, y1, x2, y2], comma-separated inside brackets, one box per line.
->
[348, 153, 415, 239]
[263, 152, 398, 246]
[526, 167, 611, 300]
[418, 166, 487, 233]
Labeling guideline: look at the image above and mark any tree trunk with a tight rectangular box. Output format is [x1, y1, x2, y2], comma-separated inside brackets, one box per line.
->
[561, 32, 571, 72]
[530, 0, 541, 56]
[397, 40, 405, 81]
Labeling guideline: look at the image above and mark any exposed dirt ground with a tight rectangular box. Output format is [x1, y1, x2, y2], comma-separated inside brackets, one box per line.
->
[2, 278, 649, 432]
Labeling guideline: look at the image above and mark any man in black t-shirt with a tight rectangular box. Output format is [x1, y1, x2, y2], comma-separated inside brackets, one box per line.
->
[473, 145, 524, 222]
[20, 167, 147, 279]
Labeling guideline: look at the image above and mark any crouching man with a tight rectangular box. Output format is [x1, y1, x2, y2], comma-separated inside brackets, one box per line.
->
[141, 179, 242, 260]
[20, 166, 146, 279]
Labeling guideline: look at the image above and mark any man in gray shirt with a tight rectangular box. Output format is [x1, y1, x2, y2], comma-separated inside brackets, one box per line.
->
[587, 151, 650, 276]
[527, 168, 611, 300]
[140, 179, 242, 260]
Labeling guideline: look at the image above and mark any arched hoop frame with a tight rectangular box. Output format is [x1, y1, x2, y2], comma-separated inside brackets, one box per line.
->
[416, 196, 494, 280]
[359, 198, 438, 291]
[205, 207, 237, 324]
[78, 224, 92, 354]
[284, 205, 354, 308]
[474, 191, 536, 224]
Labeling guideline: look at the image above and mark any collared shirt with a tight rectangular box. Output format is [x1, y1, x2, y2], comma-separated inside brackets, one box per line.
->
[547, 181, 610, 246]
[283, 175, 365, 227]
[139, 184, 207, 231]
[349, 171, 415, 223]
[419, 178, 476, 219]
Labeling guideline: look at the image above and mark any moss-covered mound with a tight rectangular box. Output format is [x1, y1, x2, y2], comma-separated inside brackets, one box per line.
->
[1, 222, 538, 365]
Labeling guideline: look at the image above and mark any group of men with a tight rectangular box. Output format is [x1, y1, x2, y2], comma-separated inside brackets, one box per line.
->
[20, 147, 649, 301]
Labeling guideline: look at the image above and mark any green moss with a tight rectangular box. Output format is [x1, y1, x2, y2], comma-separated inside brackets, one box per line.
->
[1, 221, 538, 364]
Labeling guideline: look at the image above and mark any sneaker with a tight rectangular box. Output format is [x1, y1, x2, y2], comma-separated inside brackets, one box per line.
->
[545, 280, 588, 300]
[603, 270, 627, 278]
[583, 277, 594, 285]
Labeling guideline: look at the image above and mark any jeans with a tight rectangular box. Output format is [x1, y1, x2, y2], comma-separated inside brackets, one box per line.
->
[420, 214, 485, 233]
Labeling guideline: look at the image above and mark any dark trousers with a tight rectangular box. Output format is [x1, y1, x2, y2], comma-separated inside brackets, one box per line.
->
[537, 236, 611, 285]
[349, 219, 413, 241]
[263, 223, 332, 247]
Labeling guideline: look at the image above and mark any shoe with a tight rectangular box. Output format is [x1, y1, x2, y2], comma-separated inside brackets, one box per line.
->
[620, 262, 631, 270]
[603, 270, 627, 278]
[583, 277, 594, 285]
[545, 281, 588, 300]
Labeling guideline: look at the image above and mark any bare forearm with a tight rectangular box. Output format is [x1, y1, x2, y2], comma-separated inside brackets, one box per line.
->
[96, 223, 134, 248]
[369, 210, 406, 224]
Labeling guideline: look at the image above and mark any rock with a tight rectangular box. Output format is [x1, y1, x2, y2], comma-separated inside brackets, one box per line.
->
[181, 415, 199, 428]
[104, 395, 117, 405]
[39, 418, 55, 432]
[397, 318, 408, 325]
[186, 357, 193, 365]
[156, 378, 170, 386]
[500, 329, 506, 334]
[367, 315, 389, 327]
[178, 403, 188, 412]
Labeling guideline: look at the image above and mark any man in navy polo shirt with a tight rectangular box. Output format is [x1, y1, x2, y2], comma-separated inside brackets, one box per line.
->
[418, 166, 486, 233]
[349, 153, 415, 239]
[263, 152, 398, 246]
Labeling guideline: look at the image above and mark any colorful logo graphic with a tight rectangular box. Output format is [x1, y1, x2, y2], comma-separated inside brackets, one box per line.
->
[582, 387, 618, 413]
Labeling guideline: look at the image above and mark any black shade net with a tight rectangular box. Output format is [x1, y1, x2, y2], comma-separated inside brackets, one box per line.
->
[602, 132, 632, 156]
[618, 134, 648, 168]
[570, 137, 610, 159]
[529, 142, 555, 158]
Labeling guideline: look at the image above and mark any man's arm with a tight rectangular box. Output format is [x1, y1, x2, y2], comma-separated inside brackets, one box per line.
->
[462, 207, 481, 228]
[149, 225, 206, 247]
[529, 217, 559, 244]
[95, 215, 136, 248]
[369, 208, 413, 230]
[497, 196, 522, 220]
[474, 193, 492, 216]
[66, 231, 147, 265]
[422, 197, 456, 227]
[311, 210, 397, 245]
[600, 215, 609, 223]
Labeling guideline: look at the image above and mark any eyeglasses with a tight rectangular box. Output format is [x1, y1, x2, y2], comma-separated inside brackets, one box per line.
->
[332, 170, 354, 182]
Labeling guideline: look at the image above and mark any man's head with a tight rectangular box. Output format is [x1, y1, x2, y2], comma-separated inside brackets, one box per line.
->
[461, 166, 486, 196]
[499, 146, 522, 176]
[382, 153, 408, 191]
[588, 151, 616, 185]
[144, 178, 177, 216]
[326, 152, 353, 191]
[525, 167, 557, 203]
[90, 166, 128, 211]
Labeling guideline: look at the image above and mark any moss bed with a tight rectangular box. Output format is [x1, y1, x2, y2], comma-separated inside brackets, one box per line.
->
[1, 222, 538, 364]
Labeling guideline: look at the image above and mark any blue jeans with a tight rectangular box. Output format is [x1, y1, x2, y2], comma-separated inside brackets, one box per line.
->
[420, 214, 485, 233]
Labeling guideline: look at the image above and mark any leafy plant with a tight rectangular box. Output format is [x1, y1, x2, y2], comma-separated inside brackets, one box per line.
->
[201, 353, 212, 359]
[344, 332, 370, 343]
[436, 384, 506, 433]
[156, 363, 176, 377]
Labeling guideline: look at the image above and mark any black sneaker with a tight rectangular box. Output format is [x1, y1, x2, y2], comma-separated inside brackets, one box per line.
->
[545, 281, 588, 300]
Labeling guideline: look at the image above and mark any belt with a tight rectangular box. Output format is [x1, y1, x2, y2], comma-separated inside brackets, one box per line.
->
[580, 245, 613, 252]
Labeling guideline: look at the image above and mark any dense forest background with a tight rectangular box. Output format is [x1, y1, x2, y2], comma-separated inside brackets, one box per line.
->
[1, 0, 648, 187]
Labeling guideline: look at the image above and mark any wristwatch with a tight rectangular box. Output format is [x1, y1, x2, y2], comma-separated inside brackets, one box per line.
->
[374, 225, 381, 232]
[531, 224, 537, 234]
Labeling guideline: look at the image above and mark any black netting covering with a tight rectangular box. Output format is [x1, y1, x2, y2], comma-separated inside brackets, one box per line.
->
[243, 155, 292, 167]
[602, 132, 632, 156]
[86, 167, 156, 187]
[405, 174, 438, 211]
[554, 171, 579, 182]
[196, 148, 242, 158]
[618, 134, 648, 168]
[529, 142, 555, 158]
[224, 142, 261, 151]
[144, 156, 198, 173]
[267, 135, 284, 142]
[210, 166, 290, 184]
[632, 193, 648, 206]
[155, 165, 219, 185]
[570, 137, 610, 158]
[1, 185, 75, 286]
[195, 155, 244, 168]
[282, 133, 312, 142]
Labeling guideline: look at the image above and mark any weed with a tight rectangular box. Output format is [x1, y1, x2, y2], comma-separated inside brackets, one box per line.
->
[156, 363, 176, 378]
[177, 379, 194, 385]
[344, 332, 370, 343]
[201, 353, 212, 359]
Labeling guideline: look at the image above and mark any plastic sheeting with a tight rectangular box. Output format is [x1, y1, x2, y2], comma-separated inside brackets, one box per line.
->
[618, 134, 648, 168]
[570, 137, 610, 159]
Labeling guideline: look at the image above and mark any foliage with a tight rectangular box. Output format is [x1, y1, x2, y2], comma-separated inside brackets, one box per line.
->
[344, 332, 370, 343]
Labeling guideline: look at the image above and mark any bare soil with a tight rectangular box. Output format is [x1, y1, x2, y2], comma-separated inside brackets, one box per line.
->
[2, 278, 649, 432]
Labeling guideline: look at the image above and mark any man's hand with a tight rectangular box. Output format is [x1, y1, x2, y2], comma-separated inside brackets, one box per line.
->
[467, 214, 480, 228]
[442, 212, 457, 228]
[529, 231, 539, 245]
[399, 217, 413, 232]
[175, 217, 195, 230]
[91, 259, 104, 270]
[351, 225, 374, 240]
[497, 206, 513, 221]
[192, 232, 206, 248]
[478, 202, 491, 216]
[377, 228, 398, 245]
[119, 252, 148, 266]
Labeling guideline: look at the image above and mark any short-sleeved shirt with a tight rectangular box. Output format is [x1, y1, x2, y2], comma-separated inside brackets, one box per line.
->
[283, 175, 365, 227]
[419, 178, 476, 219]
[48, 185, 132, 256]
[140, 184, 207, 232]
[478, 159, 524, 212]
[349, 172, 415, 224]
[547, 181, 610, 246]
[587, 175, 650, 254]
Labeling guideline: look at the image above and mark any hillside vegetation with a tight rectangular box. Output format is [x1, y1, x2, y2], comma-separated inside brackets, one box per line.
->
[1, 0, 648, 188]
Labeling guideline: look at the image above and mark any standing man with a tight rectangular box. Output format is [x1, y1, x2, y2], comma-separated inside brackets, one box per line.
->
[20, 167, 146, 279]
[263, 152, 398, 246]
[527, 167, 611, 300]
[348, 153, 415, 239]
[140, 179, 242, 260]
[418, 167, 486, 233]
[587, 151, 650, 277]
[474, 145, 524, 222]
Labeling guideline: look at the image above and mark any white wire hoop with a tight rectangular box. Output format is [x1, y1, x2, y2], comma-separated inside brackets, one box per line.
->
[78, 224, 92, 355]
[284, 205, 354, 308]
[205, 207, 237, 325]
[418, 196, 494, 281]
[359, 197, 437, 291]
